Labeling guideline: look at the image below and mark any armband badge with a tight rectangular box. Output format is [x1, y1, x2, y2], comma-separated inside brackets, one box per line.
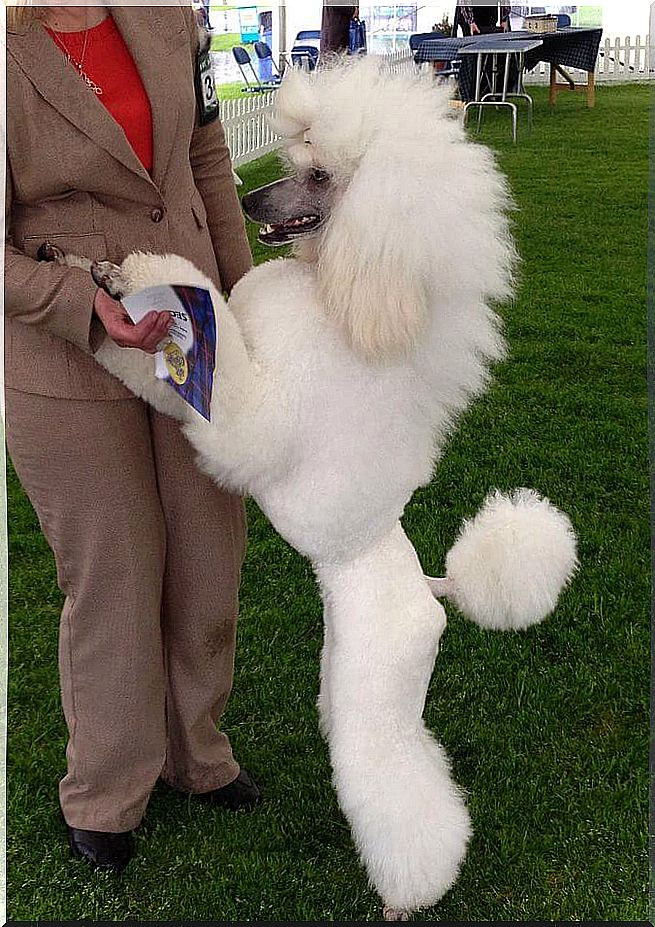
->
[195, 49, 220, 126]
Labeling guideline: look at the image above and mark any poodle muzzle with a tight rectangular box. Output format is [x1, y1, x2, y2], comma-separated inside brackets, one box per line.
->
[242, 174, 332, 246]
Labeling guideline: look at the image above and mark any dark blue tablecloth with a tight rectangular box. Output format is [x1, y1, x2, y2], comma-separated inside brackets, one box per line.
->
[414, 27, 603, 102]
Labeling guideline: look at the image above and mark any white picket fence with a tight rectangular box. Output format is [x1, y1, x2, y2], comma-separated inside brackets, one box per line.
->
[220, 93, 279, 168]
[222, 35, 652, 168]
[524, 34, 653, 84]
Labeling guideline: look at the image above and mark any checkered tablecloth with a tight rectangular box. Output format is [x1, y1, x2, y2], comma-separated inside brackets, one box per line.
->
[415, 27, 603, 102]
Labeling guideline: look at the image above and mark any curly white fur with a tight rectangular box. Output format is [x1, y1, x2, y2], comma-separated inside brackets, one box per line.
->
[92, 59, 575, 917]
[444, 489, 578, 630]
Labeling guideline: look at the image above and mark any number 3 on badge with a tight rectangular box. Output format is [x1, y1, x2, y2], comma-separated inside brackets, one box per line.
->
[196, 50, 219, 125]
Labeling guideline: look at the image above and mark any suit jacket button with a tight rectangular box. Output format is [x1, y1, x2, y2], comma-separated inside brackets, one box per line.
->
[151, 207, 164, 223]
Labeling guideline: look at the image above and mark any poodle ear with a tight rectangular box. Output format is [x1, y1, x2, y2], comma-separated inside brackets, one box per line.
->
[317, 149, 430, 363]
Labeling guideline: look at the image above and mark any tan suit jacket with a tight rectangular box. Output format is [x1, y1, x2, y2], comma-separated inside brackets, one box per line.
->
[5, 2, 253, 399]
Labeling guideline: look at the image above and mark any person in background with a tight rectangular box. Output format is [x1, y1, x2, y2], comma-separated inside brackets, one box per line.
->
[258, 9, 274, 81]
[320, 1, 357, 55]
[5, 0, 258, 874]
[453, 4, 514, 94]
[456, 3, 512, 35]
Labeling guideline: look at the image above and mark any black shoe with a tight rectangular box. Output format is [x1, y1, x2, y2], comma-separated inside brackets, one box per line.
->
[196, 768, 261, 811]
[67, 824, 133, 873]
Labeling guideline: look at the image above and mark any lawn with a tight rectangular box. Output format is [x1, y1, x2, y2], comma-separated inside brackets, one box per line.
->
[211, 32, 254, 54]
[6, 83, 649, 922]
[217, 81, 268, 101]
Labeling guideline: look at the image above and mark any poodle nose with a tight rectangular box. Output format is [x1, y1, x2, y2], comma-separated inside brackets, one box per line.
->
[241, 189, 264, 221]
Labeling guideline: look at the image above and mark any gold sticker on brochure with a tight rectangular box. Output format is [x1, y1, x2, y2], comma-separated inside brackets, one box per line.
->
[163, 342, 188, 385]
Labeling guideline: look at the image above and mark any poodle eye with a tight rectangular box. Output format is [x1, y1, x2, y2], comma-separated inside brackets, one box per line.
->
[311, 169, 330, 184]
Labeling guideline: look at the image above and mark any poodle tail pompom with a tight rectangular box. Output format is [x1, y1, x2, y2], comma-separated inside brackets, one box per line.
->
[443, 489, 578, 631]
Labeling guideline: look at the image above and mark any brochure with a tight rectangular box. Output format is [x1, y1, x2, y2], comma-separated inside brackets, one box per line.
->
[121, 284, 216, 422]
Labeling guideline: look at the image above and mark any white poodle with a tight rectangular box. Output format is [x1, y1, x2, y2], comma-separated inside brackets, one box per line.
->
[50, 57, 577, 920]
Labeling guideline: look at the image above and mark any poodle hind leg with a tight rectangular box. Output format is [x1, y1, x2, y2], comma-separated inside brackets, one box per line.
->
[314, 525, 471, 916]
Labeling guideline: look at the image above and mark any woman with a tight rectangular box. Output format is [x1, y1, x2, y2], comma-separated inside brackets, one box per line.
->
[5, 0, 258, 872]
[456, 3, 512, 35]
[320, 1, 357, 55]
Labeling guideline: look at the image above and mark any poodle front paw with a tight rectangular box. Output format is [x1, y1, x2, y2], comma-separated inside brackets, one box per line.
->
[91, 260, 127, 300]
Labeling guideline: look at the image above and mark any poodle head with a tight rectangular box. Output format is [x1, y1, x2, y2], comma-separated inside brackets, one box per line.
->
[242, 56, 517, 363]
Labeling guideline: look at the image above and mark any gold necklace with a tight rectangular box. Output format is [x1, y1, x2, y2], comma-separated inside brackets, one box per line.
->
[50, 27, 103, 96]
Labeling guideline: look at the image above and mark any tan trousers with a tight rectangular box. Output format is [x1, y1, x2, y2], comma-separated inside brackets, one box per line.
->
[6, 389, 246, 832]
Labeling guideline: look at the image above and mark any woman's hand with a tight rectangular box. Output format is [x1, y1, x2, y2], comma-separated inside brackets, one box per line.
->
[93, 288, 173, 353]
[470, 21, 480, 34]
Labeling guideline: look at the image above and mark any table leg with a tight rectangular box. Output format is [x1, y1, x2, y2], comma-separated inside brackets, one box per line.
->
[587, 68, 596, 107]
[501, 52, 510, 101]
[464, 50, 527, 143]
[549, 63, 595, 107]
[463, 51, 484, 131]
[549, 62, 557, 104]
[519, 52, 533, 128]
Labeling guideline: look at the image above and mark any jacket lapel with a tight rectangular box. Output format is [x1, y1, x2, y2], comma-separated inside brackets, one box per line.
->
[7, 6, 188, 191]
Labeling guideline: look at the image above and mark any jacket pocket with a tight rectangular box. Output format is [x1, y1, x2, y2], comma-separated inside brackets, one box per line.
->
[190, 190, 208, 230]
[20, 231, 108, 263]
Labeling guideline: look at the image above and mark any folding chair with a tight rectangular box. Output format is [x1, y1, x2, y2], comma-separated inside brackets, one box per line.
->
[295, 29, 321, 48]
[254, 41, 282, 83]
[232, 46, 279, 93]
[290, 44, 319, 71]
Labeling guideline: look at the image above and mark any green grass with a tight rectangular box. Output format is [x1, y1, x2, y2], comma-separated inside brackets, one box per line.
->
[217, 81, 277, 102]
[6, 84, 648, 921]
[210, 32, 254, 53]
[217, 81, 250, 101]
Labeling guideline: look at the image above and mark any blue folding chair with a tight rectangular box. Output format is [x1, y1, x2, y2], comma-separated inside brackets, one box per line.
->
[232, 46, 279, 92]
[295, 29, 321, 47]
[290, 44, 319, 71]
[556, 14, 571, 28]
[254, 41, 282, 83]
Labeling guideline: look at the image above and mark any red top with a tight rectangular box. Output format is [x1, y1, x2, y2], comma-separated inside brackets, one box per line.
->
[45, 15, 154, 173]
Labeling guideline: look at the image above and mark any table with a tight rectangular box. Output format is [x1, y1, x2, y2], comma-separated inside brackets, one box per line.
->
[414, 28, 603, 107]
[459, 39, 543, 143]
